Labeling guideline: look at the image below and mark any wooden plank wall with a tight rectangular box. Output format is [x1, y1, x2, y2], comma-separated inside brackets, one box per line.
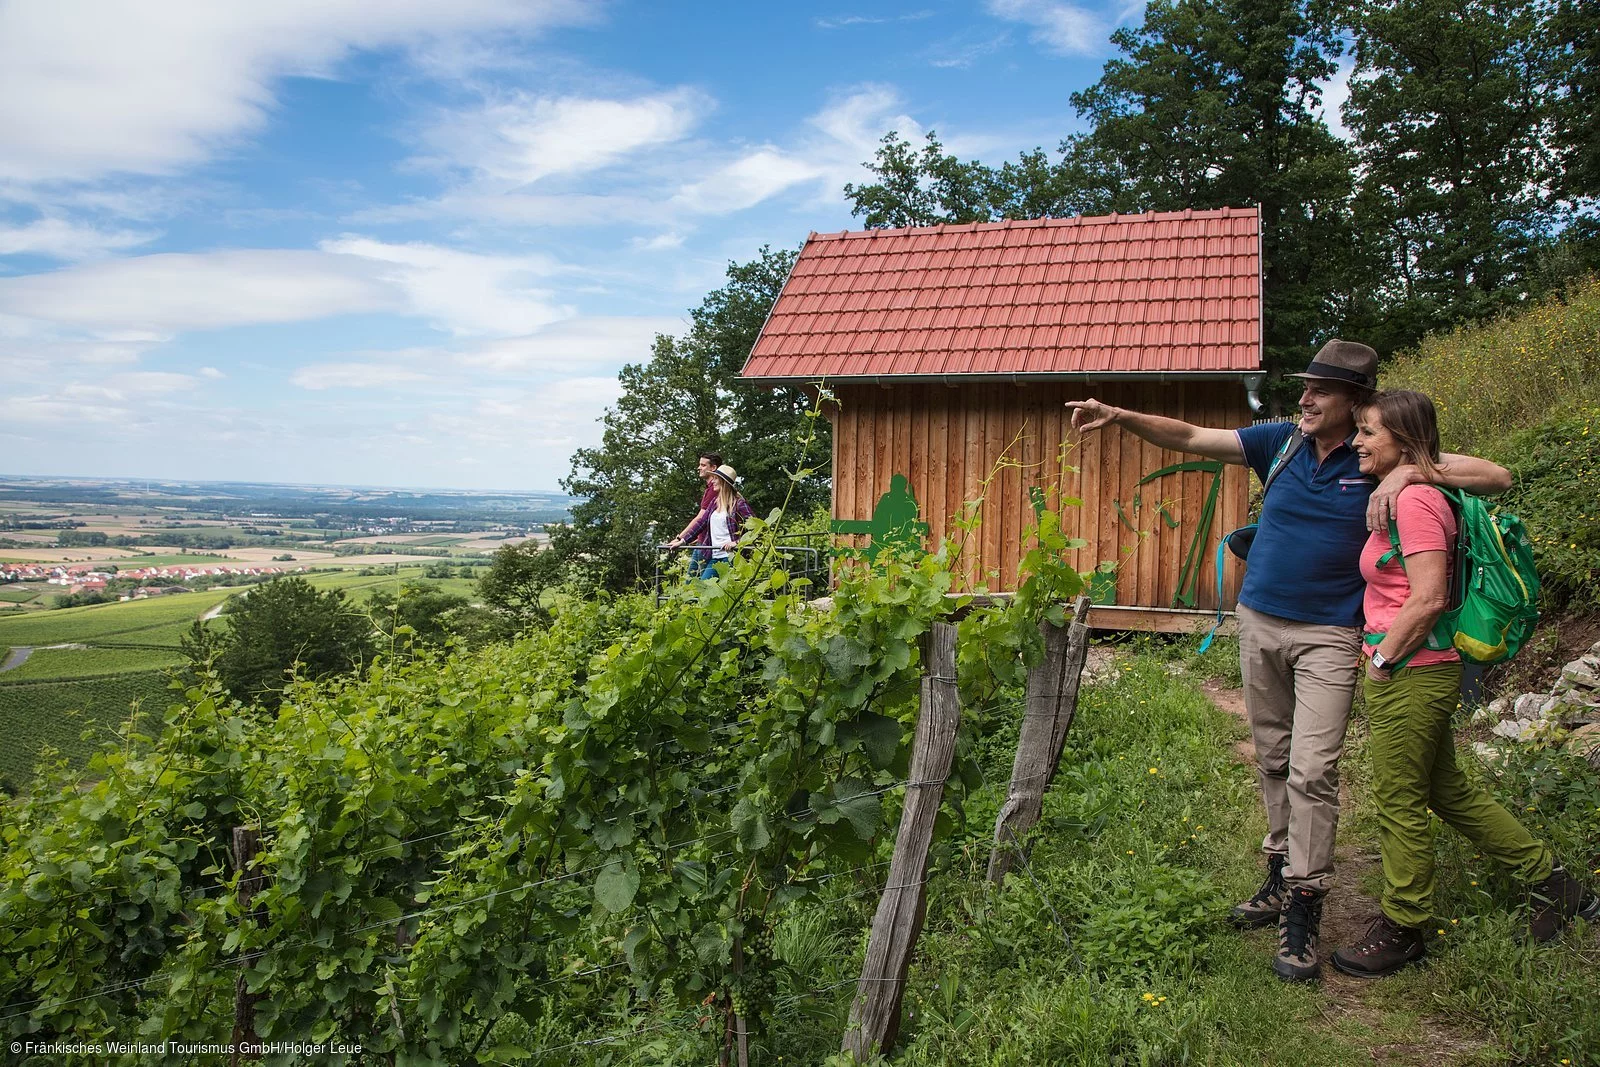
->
[830, 381, 1252, 611]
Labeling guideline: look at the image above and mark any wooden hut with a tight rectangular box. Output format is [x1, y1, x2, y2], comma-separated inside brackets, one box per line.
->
[738, 207, 1264, 633]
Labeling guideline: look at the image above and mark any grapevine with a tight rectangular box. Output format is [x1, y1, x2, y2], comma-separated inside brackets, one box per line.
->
[0, 400, 1087, 1063]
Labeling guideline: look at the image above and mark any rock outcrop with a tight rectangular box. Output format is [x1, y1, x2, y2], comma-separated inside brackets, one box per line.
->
[1473, 640, 1600, 767]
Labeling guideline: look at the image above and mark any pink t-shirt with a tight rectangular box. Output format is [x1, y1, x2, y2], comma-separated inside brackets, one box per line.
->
[1359, 484, 1459, 665]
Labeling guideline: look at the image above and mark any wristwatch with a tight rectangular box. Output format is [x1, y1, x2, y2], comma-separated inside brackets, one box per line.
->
[1370, 650, 1392, 672]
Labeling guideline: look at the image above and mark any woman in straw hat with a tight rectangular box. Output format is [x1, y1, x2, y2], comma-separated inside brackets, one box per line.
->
[700, 464, 754, 579]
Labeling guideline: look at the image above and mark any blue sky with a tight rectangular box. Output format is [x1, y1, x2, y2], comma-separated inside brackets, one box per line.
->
[0, 0, 1345, 491]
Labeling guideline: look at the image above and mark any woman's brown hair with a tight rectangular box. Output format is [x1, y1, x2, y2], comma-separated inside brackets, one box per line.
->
[1355, 389, 1443, 481]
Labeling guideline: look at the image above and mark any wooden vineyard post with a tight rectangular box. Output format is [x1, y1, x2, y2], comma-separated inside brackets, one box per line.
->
[230, 826, 267, 1066]
[842, 622, 961, 1061]
[987, 595, 1092, 885]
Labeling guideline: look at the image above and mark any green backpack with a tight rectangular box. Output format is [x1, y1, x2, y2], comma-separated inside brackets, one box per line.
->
[1375, 487, 1540, 666]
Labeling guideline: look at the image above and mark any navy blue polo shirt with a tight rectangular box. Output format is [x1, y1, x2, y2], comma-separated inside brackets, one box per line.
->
[1234, 422, 1375, 627]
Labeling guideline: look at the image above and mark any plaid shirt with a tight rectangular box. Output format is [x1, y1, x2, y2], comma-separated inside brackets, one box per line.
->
[685, 481, 719, 545]
[683, 497, 754, 548]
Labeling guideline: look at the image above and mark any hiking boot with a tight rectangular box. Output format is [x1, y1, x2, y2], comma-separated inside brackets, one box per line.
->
[1331, 915, 1426, 979]
[1228, 853, 1288, 929]
[1274, 887, 1325, 982]
[1527, 865, 1600, 942]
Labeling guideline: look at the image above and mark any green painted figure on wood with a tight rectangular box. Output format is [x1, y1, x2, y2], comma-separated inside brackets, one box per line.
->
[831, 474, 930, 561]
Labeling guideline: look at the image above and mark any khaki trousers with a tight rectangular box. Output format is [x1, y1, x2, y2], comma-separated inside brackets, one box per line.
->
[1237, 604, 1362, 892]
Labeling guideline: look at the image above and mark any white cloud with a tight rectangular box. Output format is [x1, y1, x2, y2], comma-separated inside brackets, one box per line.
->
[319, 236, 571, 336]
[926, 32, 1012, 69]
[631, 232, 685, 251]
[0, 0, 594, 184]
[419, 89, 709, 185]
[0, 238, 587, 343]
[290, 363, 435, 390]
[984, 0, 1106, 56]
[0, 217, 158, 260]
[424, 376, 623, 453]
[351, 190, 665, 228]
[671, 86, 919, 216]
[198, 366, 225, 379]
[288, 314, 681, 391]
[674, 148, 822, 215]
[0, 249, 394, 334]
[453, 315, 682, 372]
[816, 11, 935, 29]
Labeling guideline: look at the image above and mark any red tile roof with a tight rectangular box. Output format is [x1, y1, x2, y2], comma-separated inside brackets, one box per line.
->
[740, 207, 1261, 381]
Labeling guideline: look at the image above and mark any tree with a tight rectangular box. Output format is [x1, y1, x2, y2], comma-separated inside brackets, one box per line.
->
[843, 1, 1362, 405]
[1342, 0, 1562, 348]
[183, 577, 376, 710]
[558, 248, 828, 592]
[477, 540, 565, 629]
[1550, 0, 1600, 203]
[366, 582, 472, 650]
[1068, 0, 1360, 395]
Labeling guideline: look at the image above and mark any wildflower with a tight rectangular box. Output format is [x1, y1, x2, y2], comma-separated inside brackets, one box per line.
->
[1437, 928, 1445, 934]
[1126, 850, 1134, 855]
[1149, 767, 1159, 774]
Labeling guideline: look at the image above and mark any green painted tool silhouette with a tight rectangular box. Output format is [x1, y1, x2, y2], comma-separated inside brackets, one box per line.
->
[831, 474, 930, 560]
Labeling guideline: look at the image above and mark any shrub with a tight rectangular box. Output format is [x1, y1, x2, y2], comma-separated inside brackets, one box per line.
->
[1383, 275, 1600, 457]
[1495, 406, 1600, 611]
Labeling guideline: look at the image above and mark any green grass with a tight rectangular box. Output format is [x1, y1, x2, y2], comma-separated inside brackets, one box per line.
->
[101, 553, 236, 567]
[0, 646, 187, 682]
[574, 648, 1594, 1064]
[0, 588, 39, 604]
[0, 671, 177, 790]
[1386, 275, 1600, 458]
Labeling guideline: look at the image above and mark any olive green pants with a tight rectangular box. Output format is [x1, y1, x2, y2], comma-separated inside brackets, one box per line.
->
[1365, 663, 1553, 928]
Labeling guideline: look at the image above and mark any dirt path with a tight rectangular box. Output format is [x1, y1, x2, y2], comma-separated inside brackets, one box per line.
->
[1199, 678, 1487, 1065]
[0, 646, 31, 673]
[201, 589, 245, 621]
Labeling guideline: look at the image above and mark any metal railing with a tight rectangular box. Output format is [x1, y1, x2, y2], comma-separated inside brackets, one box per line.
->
[651, 532, 831, 604]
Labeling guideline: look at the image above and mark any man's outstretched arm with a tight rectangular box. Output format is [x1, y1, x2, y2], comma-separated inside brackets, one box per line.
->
[1366, 454, 1512, 531]
[1065, 399, 1245, 464]
[669, 507, 710, 547]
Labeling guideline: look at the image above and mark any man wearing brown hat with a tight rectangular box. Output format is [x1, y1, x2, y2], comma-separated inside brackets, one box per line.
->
[1066, 340, 1510, 982]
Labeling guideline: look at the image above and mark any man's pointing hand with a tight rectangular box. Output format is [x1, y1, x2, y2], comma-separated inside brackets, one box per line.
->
[1064, 399, 1119, 432]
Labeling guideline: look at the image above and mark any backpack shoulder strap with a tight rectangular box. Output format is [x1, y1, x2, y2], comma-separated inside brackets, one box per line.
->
[1261, 427, 1304, 499]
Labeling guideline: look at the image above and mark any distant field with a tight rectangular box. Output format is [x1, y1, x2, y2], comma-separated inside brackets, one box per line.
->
[1, 646, 187, 682]
[0, 548, 133, 563]
[103, 553, 239, 567]
[0, 588, 39, 604]
[222, 547, 338, 564]
[0, 671, 177, 788]
[0, 568, 481, 782]
[0, 587, 234, 648]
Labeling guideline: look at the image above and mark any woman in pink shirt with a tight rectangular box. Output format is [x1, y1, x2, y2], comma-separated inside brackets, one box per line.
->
[1330, 391, 1597, 978]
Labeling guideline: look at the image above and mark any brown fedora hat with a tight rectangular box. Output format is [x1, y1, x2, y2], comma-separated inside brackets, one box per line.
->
[1289, 339, 1378, 391]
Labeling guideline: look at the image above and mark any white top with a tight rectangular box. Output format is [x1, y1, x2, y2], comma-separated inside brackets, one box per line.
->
[709, 509, 732, 558]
